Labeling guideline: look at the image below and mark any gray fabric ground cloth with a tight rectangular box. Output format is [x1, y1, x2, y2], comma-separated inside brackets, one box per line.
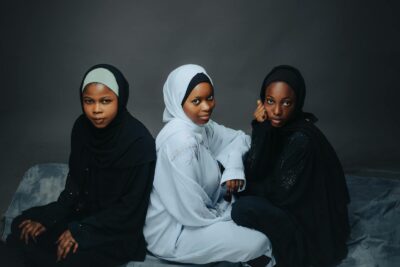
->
[1, 163, 399, 267]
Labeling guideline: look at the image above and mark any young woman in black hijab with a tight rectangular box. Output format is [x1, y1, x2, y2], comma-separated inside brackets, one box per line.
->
[232, 65, 350, 267]
[7, 64, 156, 266]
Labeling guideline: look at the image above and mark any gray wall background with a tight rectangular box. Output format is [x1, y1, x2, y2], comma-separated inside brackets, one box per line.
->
[1, 0, 399, 215]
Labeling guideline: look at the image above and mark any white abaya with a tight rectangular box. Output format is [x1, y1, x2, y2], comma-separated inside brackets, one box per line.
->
[144, 64, 274, 265]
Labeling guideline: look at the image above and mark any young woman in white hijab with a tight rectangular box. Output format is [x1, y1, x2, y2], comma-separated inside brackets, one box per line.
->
[144, 64, 274, 266]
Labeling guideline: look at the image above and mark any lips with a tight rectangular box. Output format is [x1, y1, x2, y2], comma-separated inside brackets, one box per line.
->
[270, 118, 283, 125]
[92, 118, 105, 124]
[199, 114, 211, 121]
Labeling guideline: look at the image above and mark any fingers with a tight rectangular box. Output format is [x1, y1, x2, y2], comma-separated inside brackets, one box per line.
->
[30, 224, 40, 242]
[57, 243, 63, 261]
[254, 100, 267, 122]
[226, 179, 244, 193]
[57, 238, 71, 261]
[72, 243, 79, 254]
[56, 230, 78, 261]
[19, 221, 46, 244]
[58, 240, 76, 260]
[19, 220, 30, 241]
[226, 180, 232, 192]
[62, 243, 71, 260]
[239, 180, 244, 190]
[18, 220, 31, 228]
[233, 180, 239, 192]
[31, 224, 45, 242]
[21, 223, 34, 244]
[56, 230, 67, 244]
[35, 226, 46, 237]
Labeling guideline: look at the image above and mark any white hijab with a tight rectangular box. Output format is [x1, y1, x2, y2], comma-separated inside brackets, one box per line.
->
[162, 64, 213, 123]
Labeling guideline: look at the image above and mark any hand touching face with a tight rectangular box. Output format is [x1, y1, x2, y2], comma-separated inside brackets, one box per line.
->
[254, 100, 267, 122]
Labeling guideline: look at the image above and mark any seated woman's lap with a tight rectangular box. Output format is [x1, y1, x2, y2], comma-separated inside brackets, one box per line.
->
[232, 196, 306, 267]
[7, 214, 125, 267]
[232, 196, 297, 242]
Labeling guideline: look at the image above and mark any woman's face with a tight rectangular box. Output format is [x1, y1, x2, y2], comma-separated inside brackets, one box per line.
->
[183, 82, 215, 125]
[264, 81, 296, 127]
[82, 83, 118, 128]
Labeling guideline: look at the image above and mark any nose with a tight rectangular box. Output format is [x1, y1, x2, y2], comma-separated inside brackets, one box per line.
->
[272, 104, 282, 116]
[93, 102, 102, 114]
[201, 101, 212, 112]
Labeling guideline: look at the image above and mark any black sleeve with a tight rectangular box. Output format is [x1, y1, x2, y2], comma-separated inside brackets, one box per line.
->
[20, 172, 80, 228]
[244, 120, 272, 181]
[21, 118, 84, 228]
[268, 132, 312, 207]
[68, 161, 155, 249]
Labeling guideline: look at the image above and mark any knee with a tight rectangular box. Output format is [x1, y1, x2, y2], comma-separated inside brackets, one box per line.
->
[232, 196, 261, 228]
[238, 232, 271, 260]
[231, 201, 248, 226]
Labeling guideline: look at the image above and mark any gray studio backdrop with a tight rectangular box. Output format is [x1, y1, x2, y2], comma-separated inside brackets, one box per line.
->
[1, 0, 399, 214]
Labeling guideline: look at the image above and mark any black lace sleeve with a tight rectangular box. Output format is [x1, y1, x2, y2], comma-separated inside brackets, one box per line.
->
[268, 131, 312, 207]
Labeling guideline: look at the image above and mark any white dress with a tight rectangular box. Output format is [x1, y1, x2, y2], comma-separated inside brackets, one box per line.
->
[144, 64, 274, 265]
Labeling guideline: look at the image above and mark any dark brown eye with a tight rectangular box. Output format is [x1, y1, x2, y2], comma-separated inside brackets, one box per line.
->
[283, 101, 292, 107]
[192, 99, 200, 105]
[266, 98, 274, 105]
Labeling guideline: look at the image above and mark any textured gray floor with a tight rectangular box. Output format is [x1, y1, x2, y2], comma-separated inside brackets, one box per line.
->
[2, 164, 400, 267]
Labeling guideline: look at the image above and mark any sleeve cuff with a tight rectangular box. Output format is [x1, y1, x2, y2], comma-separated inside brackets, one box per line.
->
[220, 168, 247, 192]
[68, 221, 89, 248]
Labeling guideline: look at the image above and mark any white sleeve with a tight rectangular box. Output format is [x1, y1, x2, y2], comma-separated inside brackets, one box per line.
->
[153, 137, 223, 227]
[206, 121, 251, 190]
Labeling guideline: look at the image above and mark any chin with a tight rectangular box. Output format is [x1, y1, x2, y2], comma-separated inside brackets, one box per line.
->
[271, 122, 285, 128]
[197, 119, 210, 125]
[90, 122, 108, 129]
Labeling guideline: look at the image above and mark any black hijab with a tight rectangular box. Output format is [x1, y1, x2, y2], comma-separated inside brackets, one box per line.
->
[260, 65, 316, 125]
[251, 65, 317, 175]
[71, 64, 155, 170]
[181, 72, 212, 106]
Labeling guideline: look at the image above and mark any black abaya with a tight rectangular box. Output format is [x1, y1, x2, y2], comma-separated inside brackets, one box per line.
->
[232, 65, 350, 267]
[7, 64, 156, 266]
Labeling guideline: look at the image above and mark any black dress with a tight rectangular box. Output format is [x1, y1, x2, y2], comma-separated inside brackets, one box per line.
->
[232, 118, 350, 267]
[7, 114, 156, 267]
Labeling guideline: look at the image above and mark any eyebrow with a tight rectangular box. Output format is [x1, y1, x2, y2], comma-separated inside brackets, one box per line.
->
[82, 95, 114, 98]
[266, 96, 293, 100]
[191, 94, 213, 99]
